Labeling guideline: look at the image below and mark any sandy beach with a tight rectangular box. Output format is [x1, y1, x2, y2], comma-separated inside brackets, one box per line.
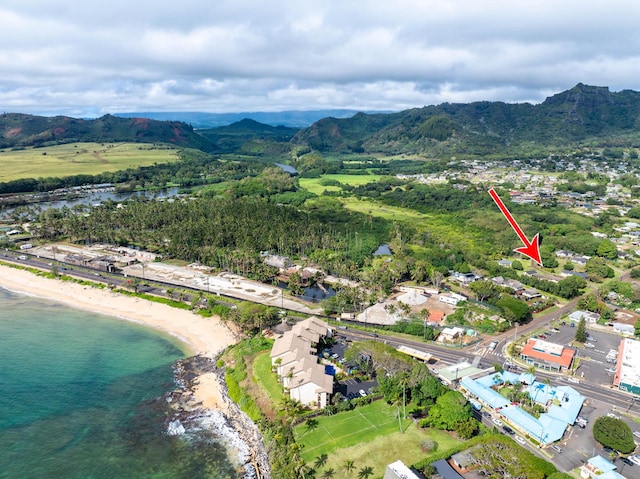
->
[0, 263, 237, 409]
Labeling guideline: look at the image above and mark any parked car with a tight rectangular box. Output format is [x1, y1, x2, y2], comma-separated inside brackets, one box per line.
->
[628, 455, 640, 466]
[482, 411, 491, 419]
[503, 426, 515, 435]
[607, 412, 620, 419]
[633, 430, 640, 438]
[358, 389, 367, 397]
[577, 416, 589, 423]
[551, 445, 562, 453]
[587, 336, 597, 342]
[515, 436, 526, 445]
[603, 446, 616, 455]
[585, 343, 595, 348]
[621, 457, 634, 466]
[330, 353, 339, 359]
[492, 417, 503, 427]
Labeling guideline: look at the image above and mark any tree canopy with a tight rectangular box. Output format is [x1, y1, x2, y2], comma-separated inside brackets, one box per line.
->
[593, 416, 635, 453]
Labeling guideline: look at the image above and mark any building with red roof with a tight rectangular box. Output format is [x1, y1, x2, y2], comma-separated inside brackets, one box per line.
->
[520, 339, 575, 372]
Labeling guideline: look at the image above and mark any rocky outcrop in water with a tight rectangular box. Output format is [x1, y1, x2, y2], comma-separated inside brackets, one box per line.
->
[168, 355, 271, 479]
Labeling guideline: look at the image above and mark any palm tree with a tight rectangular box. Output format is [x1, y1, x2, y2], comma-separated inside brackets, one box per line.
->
[313, 453, 328, 470]
[343, 459, 355, 478]
[357, 466, 374, 479]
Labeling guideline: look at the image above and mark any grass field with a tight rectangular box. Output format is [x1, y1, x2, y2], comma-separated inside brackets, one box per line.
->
[252, 351, 284, 405]
[319, 423, 460, 478]
[299, 174, 381, 195]
[295, 400, 411, 461]
[296, 400, 462, 476]
[0, 142, 179, 182]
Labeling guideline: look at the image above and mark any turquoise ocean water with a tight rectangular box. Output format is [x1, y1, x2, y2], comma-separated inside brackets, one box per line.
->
[0, 287, 239, 479]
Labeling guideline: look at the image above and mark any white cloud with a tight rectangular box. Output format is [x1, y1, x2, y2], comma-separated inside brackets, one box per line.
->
[1, 0, 640, 116]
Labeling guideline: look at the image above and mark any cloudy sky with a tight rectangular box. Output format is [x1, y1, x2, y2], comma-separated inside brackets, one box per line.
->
[2, 0, 639, 117]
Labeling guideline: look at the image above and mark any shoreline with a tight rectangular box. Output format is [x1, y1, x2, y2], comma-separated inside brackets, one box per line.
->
[0, 263, 271, 477]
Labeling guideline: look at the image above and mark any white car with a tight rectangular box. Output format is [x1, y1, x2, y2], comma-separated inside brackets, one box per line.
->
[585, 343, 595, 348]
[515, 436, 526, 445]
[492, 417, 503, 427]
[634, 430, 640, 438]
[607, 412, 620, 419]
[358, 389, 367, 397]
[628, 455, 640, 466]
[567, 377, 580, 384]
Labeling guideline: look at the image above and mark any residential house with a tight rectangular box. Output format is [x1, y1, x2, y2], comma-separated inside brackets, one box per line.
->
[438, 327, 465, 343]
[569, 310, 600, 324]
[579, 455, 625, 479]
[383, 460, 422, 479]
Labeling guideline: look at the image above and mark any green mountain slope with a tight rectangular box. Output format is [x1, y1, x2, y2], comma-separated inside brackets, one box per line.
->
[292, 84, 640, 155]
[0, 113, 217, 152]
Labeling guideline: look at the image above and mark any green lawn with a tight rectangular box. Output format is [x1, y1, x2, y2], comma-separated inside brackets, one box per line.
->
[252, 351, 284, 404]
[0, 142, 179, 182]
[316, 423, 461, 478]
[296, 401, 412, 461]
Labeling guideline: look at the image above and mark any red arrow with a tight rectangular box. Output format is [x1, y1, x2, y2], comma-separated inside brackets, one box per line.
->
[488, 188, 543, 266]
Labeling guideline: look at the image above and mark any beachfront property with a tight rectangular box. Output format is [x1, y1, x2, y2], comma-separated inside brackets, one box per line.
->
[579, 455, 625, 479]
[460, 371, 584, 446]
[270, 317, 333, 408]
[613, 338, 640, 396]
[519, 338, 576, 372]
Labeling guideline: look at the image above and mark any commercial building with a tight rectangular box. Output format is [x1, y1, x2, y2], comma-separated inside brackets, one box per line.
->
[579, 455, 625, 479]
[520, 338, 576, 372]
[613, 338, 640, 396]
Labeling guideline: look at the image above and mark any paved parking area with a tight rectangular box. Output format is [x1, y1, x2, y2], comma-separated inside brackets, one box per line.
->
[532, 323, 624, 386]
[549, 396, 640, 477]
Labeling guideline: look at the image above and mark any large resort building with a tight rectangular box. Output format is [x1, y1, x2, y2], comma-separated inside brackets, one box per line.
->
[270, 317, 333, 408]
[520, 338, 576, 372]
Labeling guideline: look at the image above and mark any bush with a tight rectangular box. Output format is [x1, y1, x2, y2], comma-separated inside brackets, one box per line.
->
[593, 416, 635, 453]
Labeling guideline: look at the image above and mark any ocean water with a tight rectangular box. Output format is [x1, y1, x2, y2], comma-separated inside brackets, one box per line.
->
[0, 287, 239, 479]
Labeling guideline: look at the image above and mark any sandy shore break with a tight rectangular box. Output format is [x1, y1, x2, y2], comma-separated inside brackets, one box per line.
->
[0, 263, 237, 408]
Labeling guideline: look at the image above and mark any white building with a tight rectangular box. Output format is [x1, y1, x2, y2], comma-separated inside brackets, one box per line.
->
[270, 317, 333, 408]
[383, 460, 422, 479]
[569, 310, 600, 323]
[613, 338, 640, 396]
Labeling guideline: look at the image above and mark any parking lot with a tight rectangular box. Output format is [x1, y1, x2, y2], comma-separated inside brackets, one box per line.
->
[530, 322, 624, 387]
[549, 395, 640, 477]
[320, 338, 379, 400]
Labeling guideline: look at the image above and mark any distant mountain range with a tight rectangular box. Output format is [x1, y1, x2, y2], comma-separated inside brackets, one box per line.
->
[113, 110, 381, 128]
[291, 83, 640, 155]
[3, 84, 640, 157]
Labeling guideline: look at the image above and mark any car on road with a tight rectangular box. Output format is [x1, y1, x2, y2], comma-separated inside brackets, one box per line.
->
[18, 255, 27, 260]
[358, 389, 367, 397]
[488, 341, 498, 351]
[605, 368, 616, 373]
[515, 436, 526, 445]
[633, 431, 640, 439]
[628, 455, 640, 466]
[503, 426, 515, 435]
[567, 377, 580, 383]
[621, 457, 634, 466]
[551, 445, 562, 453]
[585, 343, 595, 348]
[492, 417, 503, 427]
[607, 412, 620, 419]
[482, 411, 491, 419]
